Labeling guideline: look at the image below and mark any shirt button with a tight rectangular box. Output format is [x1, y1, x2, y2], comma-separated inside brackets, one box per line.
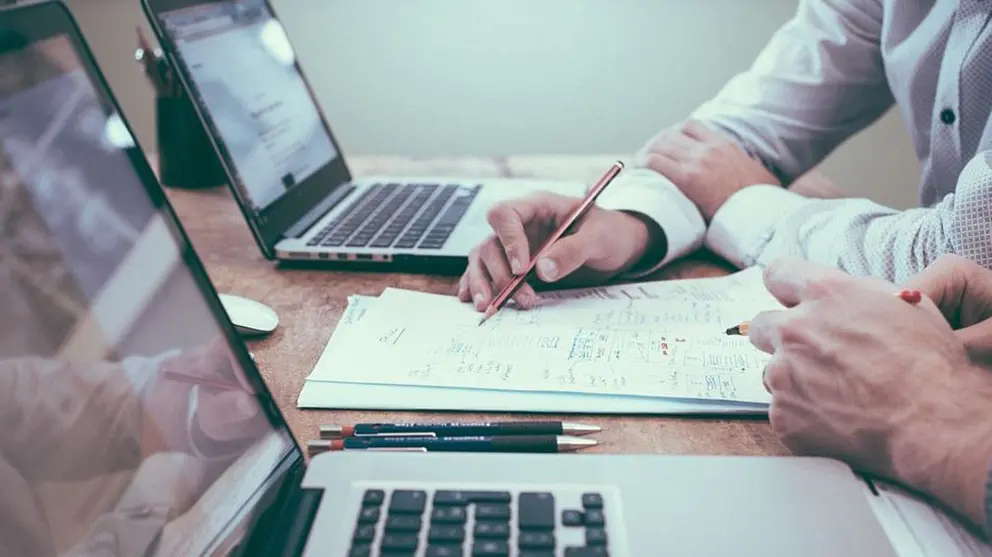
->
[940, 108, 956, 125]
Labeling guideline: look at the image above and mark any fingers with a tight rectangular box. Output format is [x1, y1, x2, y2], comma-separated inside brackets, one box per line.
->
[535, 228, 600, 283]
[463, 238, 538, 311]
[956, 318, 992, 366]
[642, 152, 685, 183]
[486, 193, 567, 275]
[464, 246, 494, 310]
[681, 119, 723, 142]
[761, 258, 849, 307]
[747, 310, 789, 354]
[905, 254, 992, 327]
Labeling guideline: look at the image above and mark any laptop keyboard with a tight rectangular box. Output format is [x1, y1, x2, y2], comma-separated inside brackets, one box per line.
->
[348, 488, 612, 556]
[306, 182, 482, 251]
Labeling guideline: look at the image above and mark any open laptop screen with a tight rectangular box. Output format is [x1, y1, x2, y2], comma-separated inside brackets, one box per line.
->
[159, 0, 339, 215]
[0, 13, 296, 557]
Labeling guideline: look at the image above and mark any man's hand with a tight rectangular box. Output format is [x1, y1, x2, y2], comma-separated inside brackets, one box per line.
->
[145, 338, 266, 456]
[641, 120, 780, 220]
[457, 192, 661, 311]
[904, 254, 992, 365]
[748, 258, 992, 529]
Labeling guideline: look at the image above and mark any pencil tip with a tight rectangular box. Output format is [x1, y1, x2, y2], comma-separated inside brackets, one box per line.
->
[725, 326, 740, 336]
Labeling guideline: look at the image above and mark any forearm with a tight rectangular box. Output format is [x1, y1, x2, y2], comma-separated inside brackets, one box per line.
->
[689, 0, 893, 184]
[705, 151, 992, 281]
[889, 387, 992, 534]
[595, 167, 705, 276]
[0, 358, 146, 480]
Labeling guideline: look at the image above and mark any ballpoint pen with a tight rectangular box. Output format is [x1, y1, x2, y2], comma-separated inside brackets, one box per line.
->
[319, 421, 601, 438]
[477, 161, 625, 326]
[306, 435, 597, 456]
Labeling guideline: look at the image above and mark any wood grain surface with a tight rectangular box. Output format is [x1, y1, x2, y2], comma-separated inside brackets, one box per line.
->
[162, 155, 790, 457]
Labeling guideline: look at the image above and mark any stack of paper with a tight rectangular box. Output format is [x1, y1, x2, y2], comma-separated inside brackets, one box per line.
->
[298, 268, 780, 414]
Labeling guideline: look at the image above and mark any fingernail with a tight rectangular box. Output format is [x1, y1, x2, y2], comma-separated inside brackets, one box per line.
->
[474, 293, 485, 308]
[510, 258, 522, 275]
[537, 258, 557, 281]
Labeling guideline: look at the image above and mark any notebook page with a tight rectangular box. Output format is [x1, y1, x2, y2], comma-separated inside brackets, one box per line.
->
[331, 282, 777, 404]
[306, 269, 773, 384]
[304, 295, 378, 382]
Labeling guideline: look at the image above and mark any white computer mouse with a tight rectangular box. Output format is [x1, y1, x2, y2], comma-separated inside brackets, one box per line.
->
[218, 293, 279, 337]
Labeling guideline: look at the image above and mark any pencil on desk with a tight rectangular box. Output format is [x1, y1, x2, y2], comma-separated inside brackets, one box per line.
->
[478, 161, 625, 326]
[724, 288, 923, 337]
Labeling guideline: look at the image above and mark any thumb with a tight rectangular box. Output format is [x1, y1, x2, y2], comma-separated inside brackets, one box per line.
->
[535, 232, 596, 283]
[956, 319, 992, 366]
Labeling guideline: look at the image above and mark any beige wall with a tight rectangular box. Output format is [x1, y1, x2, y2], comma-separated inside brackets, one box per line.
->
[65, 0, 920, 209]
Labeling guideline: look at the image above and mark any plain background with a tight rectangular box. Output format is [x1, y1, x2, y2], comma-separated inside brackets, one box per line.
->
[64, 0, 921, 209]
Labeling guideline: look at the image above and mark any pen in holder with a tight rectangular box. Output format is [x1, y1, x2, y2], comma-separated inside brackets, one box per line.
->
[137, 26, 225, 189]
[155, 90, 226, 189]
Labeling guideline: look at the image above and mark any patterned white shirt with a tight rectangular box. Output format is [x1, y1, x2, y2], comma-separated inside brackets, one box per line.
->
[595, 0, 992, 284]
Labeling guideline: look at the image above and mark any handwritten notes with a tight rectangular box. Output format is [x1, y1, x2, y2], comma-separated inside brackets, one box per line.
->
[320, 270, 779, 404]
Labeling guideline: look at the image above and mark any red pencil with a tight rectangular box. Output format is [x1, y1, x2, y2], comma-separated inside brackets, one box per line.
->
[725, 288, 925, 336]
[478, 161, 625, 325]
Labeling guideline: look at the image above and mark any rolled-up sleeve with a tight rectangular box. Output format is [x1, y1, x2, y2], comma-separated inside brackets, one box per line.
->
[706, 150, 992, 282]
[690, 0, 894, 184]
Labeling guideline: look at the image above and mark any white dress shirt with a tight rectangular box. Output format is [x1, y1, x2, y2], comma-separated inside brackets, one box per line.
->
[596, 0, 992, 283]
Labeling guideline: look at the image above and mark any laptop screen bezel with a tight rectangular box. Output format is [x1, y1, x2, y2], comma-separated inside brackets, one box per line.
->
[0, 0, 307, 551]
[141, 0, 354, 259]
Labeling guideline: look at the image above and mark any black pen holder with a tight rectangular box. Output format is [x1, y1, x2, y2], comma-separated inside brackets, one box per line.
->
[156, 92, 226, 189]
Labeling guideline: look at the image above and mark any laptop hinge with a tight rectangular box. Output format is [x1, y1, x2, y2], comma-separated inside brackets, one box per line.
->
[273, 487, 324, 557]
[284, 184, 356, 239]
[232, 460, 324, 557]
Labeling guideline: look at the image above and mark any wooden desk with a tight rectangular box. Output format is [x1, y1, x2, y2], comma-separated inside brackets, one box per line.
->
[163, 155, 789, 457]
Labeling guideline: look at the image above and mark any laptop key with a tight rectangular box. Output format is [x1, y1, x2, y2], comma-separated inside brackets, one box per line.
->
[431, 506, 467, 523]
[389, 490, 427, 514]
[472, 540, 510, 556]
[426, 546, 461, 557]
[581, 493, 603, 509]
[466, 491, 512, 503]
[518, 532, 555, 550]
[474, 504, 511, 521]
[427, 524, 465, 543]
[562, 510, 584, 526]
[381, 533, 419, 552]
[518, 492, 555, 530]
[353, 524, 376, 542]
[385, 515, 422, 532]
[362, 489, 385, 506]
[348, 545, 372, 557]
[519, 553, 554, 557]
[433, 490, 471, 506]
[584, 509, 605, 526]
[585, 528, 608, 545]
[564, 548, 607, 557]
[357, 506, 380, 523]
[473, 521, 510, 538]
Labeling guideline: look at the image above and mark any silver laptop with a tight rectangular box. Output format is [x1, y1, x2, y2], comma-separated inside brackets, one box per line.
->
[141, 0, 587, 270]
[0, 3, 901, 555]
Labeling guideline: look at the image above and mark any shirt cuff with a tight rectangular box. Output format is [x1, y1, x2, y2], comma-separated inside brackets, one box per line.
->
[705, 185, 811, 268]
[595, 167, 706, 277]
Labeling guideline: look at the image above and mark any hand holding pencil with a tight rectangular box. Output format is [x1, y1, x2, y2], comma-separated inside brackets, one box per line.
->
[457, 161, 664, 314]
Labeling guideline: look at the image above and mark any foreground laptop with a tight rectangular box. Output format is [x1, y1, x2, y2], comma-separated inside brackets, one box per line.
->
[0, 4, 901, 555]
[140, 0, 587, 271]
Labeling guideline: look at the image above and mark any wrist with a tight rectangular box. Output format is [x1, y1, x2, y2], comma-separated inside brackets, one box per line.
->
[889, 361, 992, 529]
[618, 210, 667, 273]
